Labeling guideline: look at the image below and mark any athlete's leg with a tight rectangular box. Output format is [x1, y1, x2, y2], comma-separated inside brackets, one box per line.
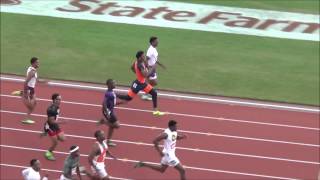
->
[45, 135, 58, 160]
[149, 88, 158, 109]
[57, 132, 65, 142]
[174, 163, 186, 180]
[106, 120, 119, 147]
[49, 136, 58, 152]
[135, 161, 168, 173]
[148, 78, 158, 87]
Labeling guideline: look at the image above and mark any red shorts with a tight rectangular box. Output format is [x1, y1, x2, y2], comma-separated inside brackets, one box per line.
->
[48, 129, 62, 137]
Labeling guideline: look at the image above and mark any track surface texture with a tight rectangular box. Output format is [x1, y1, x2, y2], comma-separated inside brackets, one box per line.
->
[1, 76, 319, 180]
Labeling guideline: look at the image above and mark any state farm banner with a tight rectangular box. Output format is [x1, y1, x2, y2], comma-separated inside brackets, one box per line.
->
[1, 0, 319, 41]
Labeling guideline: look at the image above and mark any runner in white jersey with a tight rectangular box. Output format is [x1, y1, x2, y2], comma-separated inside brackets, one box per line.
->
[12, 57, 40, 124]
[134, 120, 187, 180]
[141, 36, 166, 101]
[88, 130, 117, 180]
[22, 159, 48, 180]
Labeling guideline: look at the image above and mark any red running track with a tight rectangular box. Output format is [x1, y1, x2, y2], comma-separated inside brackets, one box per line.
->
[1, 79, 319, 180]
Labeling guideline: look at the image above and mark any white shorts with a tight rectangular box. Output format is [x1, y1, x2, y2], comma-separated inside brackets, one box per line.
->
[148, 72, 157, 80]
[91, 162, 108, 178]
[161, 153, 180, 167]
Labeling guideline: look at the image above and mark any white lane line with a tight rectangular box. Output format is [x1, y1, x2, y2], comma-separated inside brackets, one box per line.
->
[2, 109, 319, 147]
[1, 94, 319, 131]
[1, 126, 319, 165]
[1, 76, 319, 113]
[0, 163, 132, 180]
[1, 109, 319, 148]
[0, 145, 301, 180]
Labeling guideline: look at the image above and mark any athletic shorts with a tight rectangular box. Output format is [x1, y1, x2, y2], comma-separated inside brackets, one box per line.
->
[128, 80, 153, 97]
[161, 152, 180, 167]
[102, 107, 117, 123]
[24, 86, 35, 99]
[91, 162, 108, 178]
[148, 69, 157, 80]
[44, 121, 62, 137]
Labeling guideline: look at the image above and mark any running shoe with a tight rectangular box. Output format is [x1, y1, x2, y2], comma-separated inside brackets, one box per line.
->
[97, 119, 104, 126]
[11, 90, 22, 96]
[45, 151, 55, 161]
[39, 131, 47, 138]
[134, 161, 145, 168]
[141, 94, 152, 101]
[21, 119, 35, 124]
[153, 111, 165, 116]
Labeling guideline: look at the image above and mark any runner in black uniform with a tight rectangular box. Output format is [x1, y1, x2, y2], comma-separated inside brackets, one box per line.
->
[43, 93, 65, 161]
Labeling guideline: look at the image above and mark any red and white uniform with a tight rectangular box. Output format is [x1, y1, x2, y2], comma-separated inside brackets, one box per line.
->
[161, 128, 180, 167]
[91, 140, 108, 178]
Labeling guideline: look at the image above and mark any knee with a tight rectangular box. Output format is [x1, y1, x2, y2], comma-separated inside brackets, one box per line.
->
[153, 81, 158, 86]
[112, 123, 120, 129]
[52, 139, 58, 145]
[149, 89, 157, 97]
[58, 135, 65, 142]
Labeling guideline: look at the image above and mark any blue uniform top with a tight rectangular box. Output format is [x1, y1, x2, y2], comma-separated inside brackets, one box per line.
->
[104, 89, 116, 113]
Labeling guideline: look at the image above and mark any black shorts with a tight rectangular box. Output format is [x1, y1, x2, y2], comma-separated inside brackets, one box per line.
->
[102, 107, 117, 124]
[24, 86, 35, 99]
[128, 80, 153, 97]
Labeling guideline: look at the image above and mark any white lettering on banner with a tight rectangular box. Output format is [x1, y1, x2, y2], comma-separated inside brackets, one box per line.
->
[1, 0, 319, 41]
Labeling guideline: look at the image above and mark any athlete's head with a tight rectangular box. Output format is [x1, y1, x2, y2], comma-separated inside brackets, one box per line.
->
[69, 145, 80, 158]
[52, 93, 62, 106]
[30, 159, 41, 172]
[106, 79, 115, 90]
[30, 57, 39, 69]
[150, 36, 158, 47]
[136, 50, 145, 62]
[168, 120, 177, 131]
[94, 130, 105, 142]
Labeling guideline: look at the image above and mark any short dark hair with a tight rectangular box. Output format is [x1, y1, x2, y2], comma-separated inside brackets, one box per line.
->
[106, 79, 113, 86]
[30, 159, 38, 166]
[94, 130, 102, 138]
[149, 36, 157, 44]
[168, 120, 177, 127]
[51, 93, 60, 101]
[136, 50, 144, 59]
[70, 145, 78, 151]
[30, 57, 38, 64]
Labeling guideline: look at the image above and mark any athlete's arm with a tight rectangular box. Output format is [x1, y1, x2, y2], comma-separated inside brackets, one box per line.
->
[76, 165, 82, 180]
[23, 70, 35, 97]
[21, 168, 29, 179]
[24, 70, 35, 87]
[106, 150, 117, 160]
[88, 144, 100, 170]
[177, 134, 187, 140]
[156, 60, 166, 69]
[153, 133, 168, 157]
[131, 62, 136, 73]
[138, 63, 156, 77]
